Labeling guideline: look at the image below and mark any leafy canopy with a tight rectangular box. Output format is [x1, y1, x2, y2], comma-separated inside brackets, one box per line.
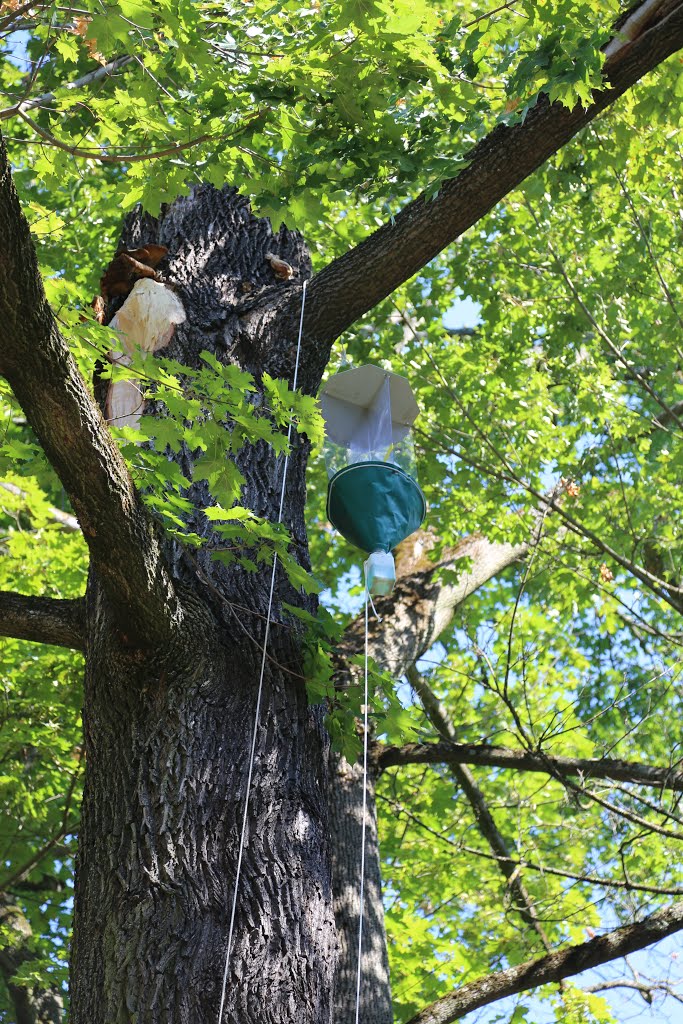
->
[2, 0, 683, 1021]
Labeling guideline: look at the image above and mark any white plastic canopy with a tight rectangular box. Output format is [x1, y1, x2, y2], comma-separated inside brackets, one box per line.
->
[319, 364, 419, 457]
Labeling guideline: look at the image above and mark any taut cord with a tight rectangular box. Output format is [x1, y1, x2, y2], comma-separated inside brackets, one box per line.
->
[217, 278, 308, 1023]
[354, 562, 372, 1024]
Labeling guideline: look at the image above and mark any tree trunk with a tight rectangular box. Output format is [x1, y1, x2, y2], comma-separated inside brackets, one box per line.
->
[71, 577, 335, 1024]
[69, 186, 358, 1024]
[329, 757, 392, 1024]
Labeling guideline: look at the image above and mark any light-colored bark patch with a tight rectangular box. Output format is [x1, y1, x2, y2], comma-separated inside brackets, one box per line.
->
[105, 280, 186, 429]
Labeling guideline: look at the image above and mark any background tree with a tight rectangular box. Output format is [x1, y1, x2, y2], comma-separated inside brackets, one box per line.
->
[1, 1, 683, 1023]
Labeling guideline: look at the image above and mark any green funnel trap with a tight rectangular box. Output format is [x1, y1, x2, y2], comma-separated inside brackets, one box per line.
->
[320, 365, 426, 595]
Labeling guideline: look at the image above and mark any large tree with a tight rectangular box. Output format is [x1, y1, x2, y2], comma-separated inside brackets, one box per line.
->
[1, 1, 683, 1022]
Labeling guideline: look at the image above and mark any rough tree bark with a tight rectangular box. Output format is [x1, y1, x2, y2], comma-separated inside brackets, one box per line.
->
[0, 151, 338, 1023]
[329, 761, 392, 1024]
[67, 188, 341, 1024]
[328, 531, 531, 1015]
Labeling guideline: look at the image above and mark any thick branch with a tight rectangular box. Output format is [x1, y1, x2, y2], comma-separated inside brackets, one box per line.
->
[405, 899, 683, 1024]
[375, 740, 683, 794]
[337, 532, 527, 683]
[299, 0, 683, 346]
[0, 591, 85, 650]
[0, 131, 182, 645]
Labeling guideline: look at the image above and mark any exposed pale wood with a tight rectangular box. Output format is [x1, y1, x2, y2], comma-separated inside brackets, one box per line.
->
[604, 0, 670, 57]
[105, 279, 186, 428]
[1, 4, 682, 1021]
[337, 534, 528, 685]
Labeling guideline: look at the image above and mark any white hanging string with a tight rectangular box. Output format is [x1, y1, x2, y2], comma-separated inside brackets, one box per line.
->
[217, 278, 308, 1024]
[366, 588, 382, 623]
[354, 562, 372, 1024]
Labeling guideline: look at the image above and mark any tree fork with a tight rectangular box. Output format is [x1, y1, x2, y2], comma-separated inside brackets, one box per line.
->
[2, 1, 683, 1016]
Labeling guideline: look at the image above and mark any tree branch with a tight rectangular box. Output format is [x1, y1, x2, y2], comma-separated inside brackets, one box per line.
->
[378, 793, 683, 897]
[456, 841, 683, 899]
[612, 165, 683, 331]
[0, 771, 79, 893]
[0, 0, 42, 35]
[584, 977, 683, 1003]
[524, 195, 683, 438]
[407, 667, 554, 952]
[375, 739, 683, 794]
[0, 480, 80, 531]
[0, 54, 134, 122]
[604, 0, 673, 58]
[435, 429, 683, 613]
[337, 531, 528, 683]
[329, 531, 529, 1014]
[405, 899, 683, 1024]
[0, 131, 183, 646]
[298, 0, 683, 347]
[16, 108, 215, 164]
[0, 591, 85, 650]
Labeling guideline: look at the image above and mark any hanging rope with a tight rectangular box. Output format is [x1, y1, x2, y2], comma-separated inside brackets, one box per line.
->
[217, 278, 308, 1024]
[354, 561, 372, 1024]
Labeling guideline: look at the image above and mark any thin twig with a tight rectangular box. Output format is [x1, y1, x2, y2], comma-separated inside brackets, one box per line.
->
[0, 53, 134, 121]
[378, 793, 683, 897]
[613, 165, 683, 332]
[0, 769, 80, 892]
[422, 418, 683, 612]
[16, 108, 214, 162]
[524, 197, 683, 435]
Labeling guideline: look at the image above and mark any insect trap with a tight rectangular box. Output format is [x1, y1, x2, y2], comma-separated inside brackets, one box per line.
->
[320, 364, 426, 596]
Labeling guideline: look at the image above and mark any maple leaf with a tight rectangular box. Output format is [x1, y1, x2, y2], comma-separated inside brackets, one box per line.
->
[72, 15, 91, 36]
